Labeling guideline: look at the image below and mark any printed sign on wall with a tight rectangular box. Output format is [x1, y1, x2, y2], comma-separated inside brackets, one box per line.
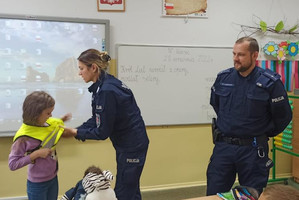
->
[163, 0, 208, 18]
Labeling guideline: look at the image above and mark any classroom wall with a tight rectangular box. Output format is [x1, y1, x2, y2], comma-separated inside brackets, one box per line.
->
[0, 0, 297, 198]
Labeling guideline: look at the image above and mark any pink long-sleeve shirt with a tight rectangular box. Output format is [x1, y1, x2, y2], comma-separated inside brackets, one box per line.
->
[8, 137, 58, 183]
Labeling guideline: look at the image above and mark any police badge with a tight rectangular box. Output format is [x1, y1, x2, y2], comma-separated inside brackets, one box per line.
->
[96, 113, 101, 128]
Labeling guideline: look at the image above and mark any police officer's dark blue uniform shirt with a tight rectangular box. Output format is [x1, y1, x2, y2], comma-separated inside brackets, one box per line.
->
[211, 66, 292, 137]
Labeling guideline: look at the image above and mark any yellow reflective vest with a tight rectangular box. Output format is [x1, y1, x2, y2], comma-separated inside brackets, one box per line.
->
[13, 118, 65, 150]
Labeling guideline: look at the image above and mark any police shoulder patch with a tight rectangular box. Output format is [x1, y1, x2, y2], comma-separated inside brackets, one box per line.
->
[272, 96, 285, 103]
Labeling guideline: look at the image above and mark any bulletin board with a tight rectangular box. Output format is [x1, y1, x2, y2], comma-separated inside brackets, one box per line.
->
[116, 44, 233, 126]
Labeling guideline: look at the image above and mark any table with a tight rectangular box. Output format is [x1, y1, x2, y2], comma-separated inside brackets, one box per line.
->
[183, 195, 222, 200]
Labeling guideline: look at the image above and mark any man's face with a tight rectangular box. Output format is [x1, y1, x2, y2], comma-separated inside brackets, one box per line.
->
[233, 41, 257, 75]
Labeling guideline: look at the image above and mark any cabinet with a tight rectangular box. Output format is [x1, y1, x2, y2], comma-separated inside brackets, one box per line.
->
[269, 96, 299, 183]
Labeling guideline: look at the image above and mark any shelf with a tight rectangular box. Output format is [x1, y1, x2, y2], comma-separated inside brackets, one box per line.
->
[269, 137, 299, 183]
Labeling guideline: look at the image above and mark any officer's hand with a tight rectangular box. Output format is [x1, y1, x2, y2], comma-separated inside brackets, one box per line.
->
[61, 126, 77, 137]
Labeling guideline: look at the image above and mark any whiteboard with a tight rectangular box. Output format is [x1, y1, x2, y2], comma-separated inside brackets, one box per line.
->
[116, 44, 233, 125]
[0, 15, 109, 136]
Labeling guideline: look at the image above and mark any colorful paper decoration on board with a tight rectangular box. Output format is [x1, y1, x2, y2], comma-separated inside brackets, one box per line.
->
[288, 42, 299, 58]
[263, 41, 299, 63]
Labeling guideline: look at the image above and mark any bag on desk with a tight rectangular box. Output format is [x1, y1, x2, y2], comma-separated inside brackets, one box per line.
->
[217, 185, 259, 200]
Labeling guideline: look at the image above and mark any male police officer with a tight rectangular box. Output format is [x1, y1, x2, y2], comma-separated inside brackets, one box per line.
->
[206, 37, 292, 195]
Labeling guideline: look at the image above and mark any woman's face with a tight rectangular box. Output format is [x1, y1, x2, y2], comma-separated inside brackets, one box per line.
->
[78, 61, 98, 83]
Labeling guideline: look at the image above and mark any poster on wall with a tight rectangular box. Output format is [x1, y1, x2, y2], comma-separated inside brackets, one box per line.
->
[97, 0, 125, 12]
[162, 0, 208, 18]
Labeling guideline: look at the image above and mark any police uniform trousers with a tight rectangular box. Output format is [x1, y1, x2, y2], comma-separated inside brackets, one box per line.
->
[206, 140, 272, 195]
[114, 146, 148, 200]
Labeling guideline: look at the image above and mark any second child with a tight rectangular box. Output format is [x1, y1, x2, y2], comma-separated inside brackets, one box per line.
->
[61, 165, 117, 200]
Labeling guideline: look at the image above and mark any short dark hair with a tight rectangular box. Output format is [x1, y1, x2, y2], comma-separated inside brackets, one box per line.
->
[84, 165, 103, 177]
[22, 91, 55, 126]
[235, 37, 259, 53]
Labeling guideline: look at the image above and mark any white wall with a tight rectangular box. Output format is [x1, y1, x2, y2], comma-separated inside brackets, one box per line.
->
[0, 0, 298, 198]
[1, 0, 298, 58]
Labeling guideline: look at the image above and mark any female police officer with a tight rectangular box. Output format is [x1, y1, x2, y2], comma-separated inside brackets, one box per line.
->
[63, 49, 149, 200]
[207, 37, 292, 196]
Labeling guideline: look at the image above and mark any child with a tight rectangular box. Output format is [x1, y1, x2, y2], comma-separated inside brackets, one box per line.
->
[8, 91, 71, 200]
[61, 165, 117, 200]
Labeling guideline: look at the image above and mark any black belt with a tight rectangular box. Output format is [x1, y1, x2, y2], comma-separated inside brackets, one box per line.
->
[217, 134, 268, 146]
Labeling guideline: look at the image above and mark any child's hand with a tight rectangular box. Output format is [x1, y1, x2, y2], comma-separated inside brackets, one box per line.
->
[61, 113, 72, 122]
[37, 148, 52, 158]
[30, 148, 52, 162]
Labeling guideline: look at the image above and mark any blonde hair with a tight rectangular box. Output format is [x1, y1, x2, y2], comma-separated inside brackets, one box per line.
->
[22, 91, 55, 126]
[262, 184, 299, 200]
[77, 49, 111, 71]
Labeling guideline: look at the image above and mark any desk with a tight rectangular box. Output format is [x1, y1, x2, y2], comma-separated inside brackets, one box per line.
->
[183, 195, 221, 200]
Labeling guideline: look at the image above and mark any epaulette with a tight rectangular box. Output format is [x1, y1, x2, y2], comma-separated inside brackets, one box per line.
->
[217, 68, 233, 76]
[263, 69, 281, 82]
[256, 69, 280, 89]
